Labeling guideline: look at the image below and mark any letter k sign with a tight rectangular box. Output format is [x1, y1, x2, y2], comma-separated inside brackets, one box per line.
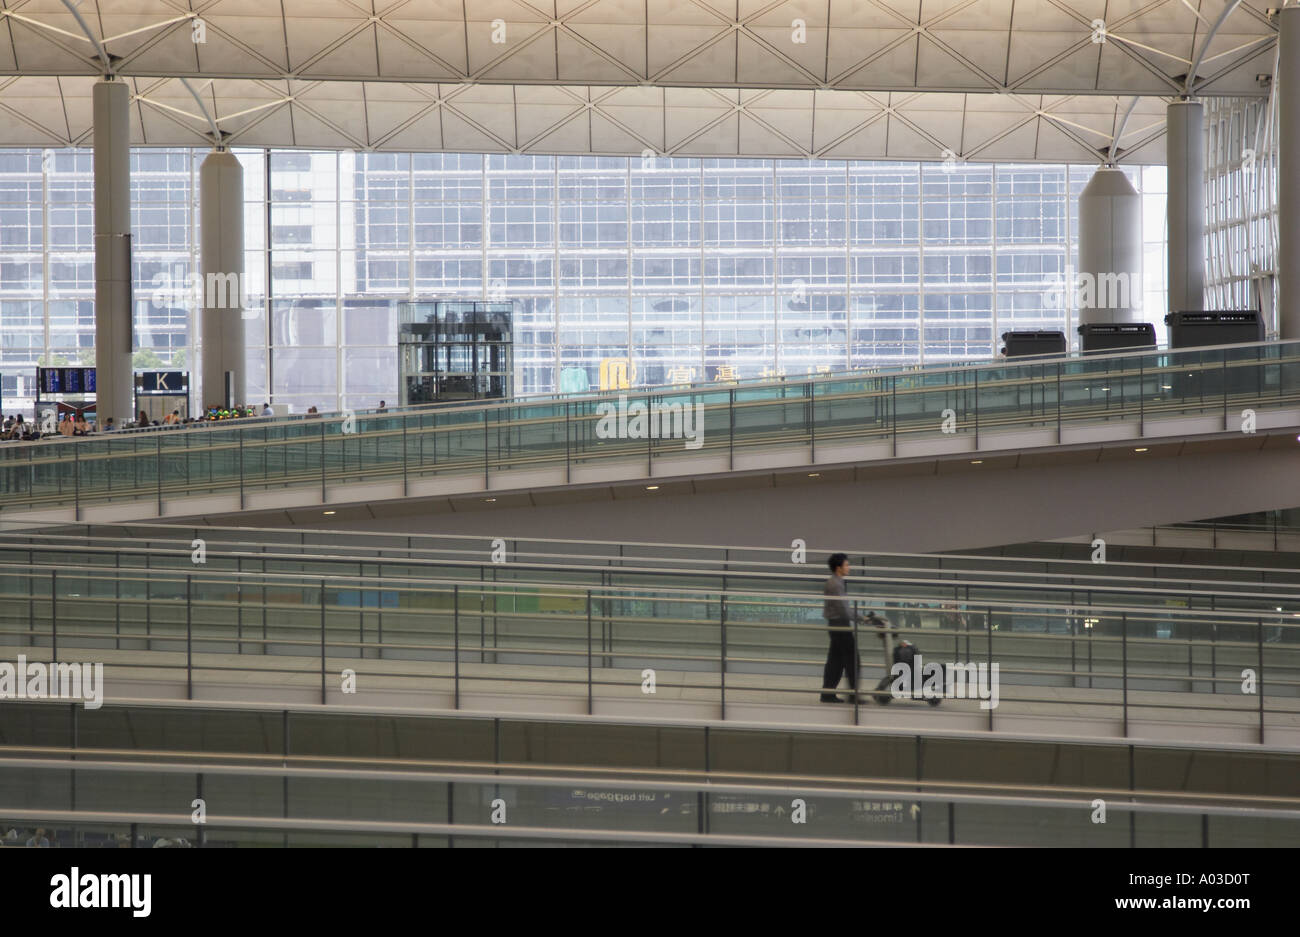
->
[154, 373, 171, 391]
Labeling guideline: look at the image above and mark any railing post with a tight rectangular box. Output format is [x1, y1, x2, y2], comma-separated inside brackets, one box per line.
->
[319, 420, 326, 501]
[453, 584, 460, 710]
[728, 388, 735, 471]
[186, 574, 192, 701]
[1258, 617, 1265, 744]
[50, 569, 57, 661]
[1222, 355, 1229, 431]
[319, 578, 326, 705]
[1121, 611, 1128, 737]
[1211, 622, 1218, 693]
[238, 433, 245, 511]
[719, 594, 727, 721]
[1056, 362, 1062, 444]
[891, 375, 898, 457]
[564, 402, 571, 485]
[986, 606, 993, 731]
[156, 434, 163, 515]
[73, 443, 80, 521]
[809, 381, 816, 462]
[483, 411, 490, 489]
[852, 611, 860, 726]
[973, 368, 979, 448]
[1138, 356, 1144, 435]
[402, 416, 408, 497]
[586, 589, 593, 716]
[647, 392, 653, 476]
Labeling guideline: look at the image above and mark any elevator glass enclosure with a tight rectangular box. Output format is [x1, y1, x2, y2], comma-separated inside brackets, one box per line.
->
[398, 301, 514, 405]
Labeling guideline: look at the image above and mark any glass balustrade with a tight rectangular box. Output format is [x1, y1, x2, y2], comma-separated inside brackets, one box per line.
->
[1, 341, 1298, 513]
[1, 759, 1296, 847]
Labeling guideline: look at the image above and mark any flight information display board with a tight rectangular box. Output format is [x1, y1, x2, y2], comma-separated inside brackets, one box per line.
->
[37, 367, 96, 396]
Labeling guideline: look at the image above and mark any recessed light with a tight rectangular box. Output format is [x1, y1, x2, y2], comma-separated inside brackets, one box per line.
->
[323, 510, 336, 515]
[970, 460, 983, 465]
[1161, 384, 1172, 390]
[483, 498, 497, 503]
[1134, 448, 1148, 453]
[808, 472, 821, 478]
[646, 485, 660, 490]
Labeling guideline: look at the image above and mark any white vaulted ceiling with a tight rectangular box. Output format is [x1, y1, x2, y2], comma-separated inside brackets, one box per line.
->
[0, 0, 1281, 163]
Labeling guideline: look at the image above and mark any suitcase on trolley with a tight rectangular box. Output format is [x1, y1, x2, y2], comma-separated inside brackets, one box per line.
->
[871, 634, 942, 707]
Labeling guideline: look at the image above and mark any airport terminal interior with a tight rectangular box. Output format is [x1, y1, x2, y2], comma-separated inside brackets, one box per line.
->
[0, 0, 1297, 848]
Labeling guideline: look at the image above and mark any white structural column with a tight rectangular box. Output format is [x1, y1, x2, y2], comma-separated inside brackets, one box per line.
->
[199, 149, 245, 409]
[1166, 99, 1206, 314]
[92, 79, 133, 425]
[1077, 167, 1143, 325]
[1280, 7, 1300, 339]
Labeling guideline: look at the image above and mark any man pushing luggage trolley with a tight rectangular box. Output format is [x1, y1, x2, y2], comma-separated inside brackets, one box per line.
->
[819, 553, 941, 707]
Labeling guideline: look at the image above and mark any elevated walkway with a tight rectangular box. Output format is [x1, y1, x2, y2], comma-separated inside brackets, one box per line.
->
[3, 695, 1299, 847]
[2, 341, 1300, 551]
[2, 750, 1296, 847]
[2, 532, 1296, 748]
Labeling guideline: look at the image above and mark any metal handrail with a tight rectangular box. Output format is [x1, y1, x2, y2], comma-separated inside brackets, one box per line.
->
[7, 552, 1300, 616]
[5, 744, 1295, 810]
[0, 808, 943, 848]
[15, 334, 1284, 446]
[7, 530, 1300, 603]
[5, 756, 1298, 819]
[4, 555, 1297, 743]
[3, 339, 1299, 516]
[17, 519, 1300, 584]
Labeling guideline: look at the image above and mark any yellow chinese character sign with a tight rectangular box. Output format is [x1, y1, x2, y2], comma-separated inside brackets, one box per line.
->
[599, 357, 636, 391]
[665, 366, 696, 386]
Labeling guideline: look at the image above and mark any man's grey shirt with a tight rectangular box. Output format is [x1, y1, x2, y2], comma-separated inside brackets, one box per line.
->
[823, 575, 852, 621]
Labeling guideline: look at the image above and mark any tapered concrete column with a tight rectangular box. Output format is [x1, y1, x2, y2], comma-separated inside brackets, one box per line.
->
[93, 79, 133, 426]
[199, 149, 245, 409]
[1280, 8, 1300, 339]
[1077, 167, 1143, 325]
[1167, 99, 1206, 314]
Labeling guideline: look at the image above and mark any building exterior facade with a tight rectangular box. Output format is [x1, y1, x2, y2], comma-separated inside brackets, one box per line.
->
[0, 149, 1168, 415]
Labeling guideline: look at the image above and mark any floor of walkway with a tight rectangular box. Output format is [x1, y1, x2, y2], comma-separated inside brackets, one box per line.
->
[7, 642, 1297, 749]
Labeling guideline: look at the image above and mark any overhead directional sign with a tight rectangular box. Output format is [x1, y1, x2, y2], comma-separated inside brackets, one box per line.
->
[137, 371, 188, 395]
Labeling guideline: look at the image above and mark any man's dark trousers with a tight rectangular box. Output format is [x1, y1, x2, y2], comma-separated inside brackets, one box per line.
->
[821, 617, 857, 699]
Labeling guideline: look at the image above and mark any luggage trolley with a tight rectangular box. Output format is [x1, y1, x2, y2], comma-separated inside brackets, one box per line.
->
[864, 613, 942, 707]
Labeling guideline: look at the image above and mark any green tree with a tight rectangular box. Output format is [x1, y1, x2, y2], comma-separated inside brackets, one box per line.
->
[133, 348, 166, 370]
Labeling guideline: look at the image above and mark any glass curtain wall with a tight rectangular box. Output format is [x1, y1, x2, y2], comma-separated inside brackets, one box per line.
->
[1204, 95, 1278, 332]
[0, 149, 1168, 414]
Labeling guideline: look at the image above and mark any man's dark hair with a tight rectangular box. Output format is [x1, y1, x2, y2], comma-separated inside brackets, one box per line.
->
[827, 553, 848, 573]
